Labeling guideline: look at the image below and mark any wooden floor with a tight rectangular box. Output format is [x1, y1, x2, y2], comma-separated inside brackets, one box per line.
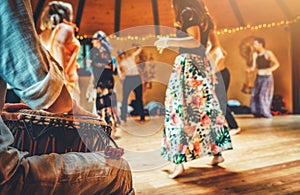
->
[114, 114, 300, 195]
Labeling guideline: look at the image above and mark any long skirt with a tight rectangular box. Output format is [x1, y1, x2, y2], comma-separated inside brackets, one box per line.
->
[250, 75, 274, 118]
[161, 53, 233, 164]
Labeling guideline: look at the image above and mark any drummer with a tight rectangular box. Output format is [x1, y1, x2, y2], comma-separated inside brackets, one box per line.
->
[0, 1, 134, 194]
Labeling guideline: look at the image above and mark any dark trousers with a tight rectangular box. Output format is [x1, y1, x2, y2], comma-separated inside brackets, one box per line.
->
[215, 68, 239, 129]
[121, 75, 145, 121]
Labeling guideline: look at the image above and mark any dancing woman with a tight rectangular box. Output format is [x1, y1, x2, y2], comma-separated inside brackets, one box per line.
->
[89, 31, 119, 137]
[155, 0, 232, 178]
[39, 1, 81, 103]
[249, 37, 280, 118]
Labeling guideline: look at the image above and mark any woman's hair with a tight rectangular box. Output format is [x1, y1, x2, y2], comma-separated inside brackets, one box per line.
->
[40, 1, 73, 30]
[92, 31, 107, 41]
[92, 30, 112, 52]
[255, 37, 266, 48]
[172, 0, 213, 29]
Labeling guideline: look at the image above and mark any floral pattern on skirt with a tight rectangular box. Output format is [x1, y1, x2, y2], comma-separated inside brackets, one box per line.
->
[161, 53, 233, 164]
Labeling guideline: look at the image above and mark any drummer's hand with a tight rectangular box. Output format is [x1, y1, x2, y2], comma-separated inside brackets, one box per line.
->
[69, 100, 96, 117]
[1, 103, 30, 120]
[69, 100, 107, 124]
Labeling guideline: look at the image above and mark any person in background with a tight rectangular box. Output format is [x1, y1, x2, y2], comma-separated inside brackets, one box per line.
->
[207, 45, 242, 135]
[117, 46, 145, 122]
[111, 56, 122, 125]
[155, 0, 232, 179]
[248, 37, 280, 118]
[0, 1, 134, 194]
[88, 30, 119, 138]
[39, 1, 81, 103]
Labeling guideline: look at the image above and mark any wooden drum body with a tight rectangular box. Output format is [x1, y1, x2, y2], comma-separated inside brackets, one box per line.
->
[4, 110, 117, 156]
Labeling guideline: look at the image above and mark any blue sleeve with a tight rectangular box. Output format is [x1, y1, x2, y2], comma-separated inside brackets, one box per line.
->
[0, 0, 65, 109]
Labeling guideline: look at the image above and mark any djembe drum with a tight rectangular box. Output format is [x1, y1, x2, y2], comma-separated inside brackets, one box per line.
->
[4, 109, 124, 159]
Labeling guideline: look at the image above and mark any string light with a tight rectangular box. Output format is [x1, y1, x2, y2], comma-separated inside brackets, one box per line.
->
[77, 15, 300, 40]
[108, 34, 177, 41]
[216, 15, 300, 35]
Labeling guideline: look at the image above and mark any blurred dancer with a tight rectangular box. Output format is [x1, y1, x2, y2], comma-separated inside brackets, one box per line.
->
[118, 46, 145, 122]
[249, 37, 280, 118]
[208, 45, 241, 135]
[39, 1, 81, 103]
[88, 30, 119, 137]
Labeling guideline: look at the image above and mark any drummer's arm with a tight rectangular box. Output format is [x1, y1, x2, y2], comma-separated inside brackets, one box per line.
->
[45, 85, 100, 119]
[45, 85, 73, 114]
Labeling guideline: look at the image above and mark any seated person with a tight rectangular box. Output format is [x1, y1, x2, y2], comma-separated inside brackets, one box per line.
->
[0, 1, 134, 194]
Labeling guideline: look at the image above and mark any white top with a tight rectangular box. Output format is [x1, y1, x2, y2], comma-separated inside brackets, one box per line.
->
[119, 48, 142, 76]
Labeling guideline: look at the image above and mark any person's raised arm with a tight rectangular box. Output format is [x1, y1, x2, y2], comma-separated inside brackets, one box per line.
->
[132, 46, 143, 57]
[154, 25, 201, 52]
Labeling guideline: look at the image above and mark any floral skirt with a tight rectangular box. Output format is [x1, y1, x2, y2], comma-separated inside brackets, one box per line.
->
[161, 53, 232, 164]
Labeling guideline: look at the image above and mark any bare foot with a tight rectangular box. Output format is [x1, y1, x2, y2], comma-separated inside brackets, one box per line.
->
[207, 155, 224, 166]
[229, 128, 242, 136]
[169, 164, 184, 179]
